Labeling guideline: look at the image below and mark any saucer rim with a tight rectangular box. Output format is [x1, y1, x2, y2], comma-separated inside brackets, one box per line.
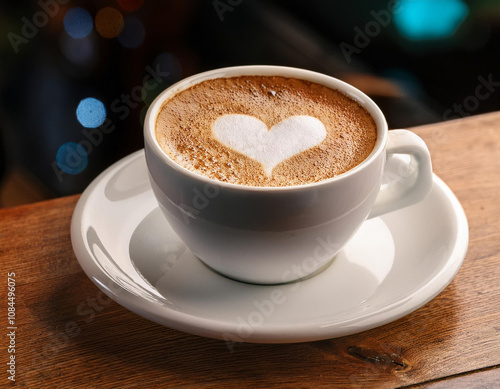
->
[71, 150, 468, 343]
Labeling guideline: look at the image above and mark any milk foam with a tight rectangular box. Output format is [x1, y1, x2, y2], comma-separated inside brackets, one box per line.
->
[213, 114, 327, 175]
[155, 75, 377, 187]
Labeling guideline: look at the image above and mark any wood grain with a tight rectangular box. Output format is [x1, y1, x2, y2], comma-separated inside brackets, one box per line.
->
[1, 112, 500, 388]
[407, 367, 500, 388]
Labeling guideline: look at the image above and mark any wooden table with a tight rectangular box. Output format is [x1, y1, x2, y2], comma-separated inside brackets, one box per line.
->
[1, 112, 500, 388]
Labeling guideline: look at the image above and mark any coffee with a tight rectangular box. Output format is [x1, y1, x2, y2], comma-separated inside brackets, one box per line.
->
[155, 75, 377, 187]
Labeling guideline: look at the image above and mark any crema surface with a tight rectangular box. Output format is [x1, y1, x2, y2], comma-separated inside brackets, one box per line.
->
[155, 75, 377, 187]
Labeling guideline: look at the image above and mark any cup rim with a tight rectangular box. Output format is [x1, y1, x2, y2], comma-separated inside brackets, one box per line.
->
[144, 65, 388, 192]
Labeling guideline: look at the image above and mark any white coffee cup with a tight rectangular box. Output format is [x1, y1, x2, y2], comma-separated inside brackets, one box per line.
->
[144, 66, 433, 284]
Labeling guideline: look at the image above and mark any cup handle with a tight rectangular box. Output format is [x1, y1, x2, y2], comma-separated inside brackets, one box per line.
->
[368, 129, 433, 219]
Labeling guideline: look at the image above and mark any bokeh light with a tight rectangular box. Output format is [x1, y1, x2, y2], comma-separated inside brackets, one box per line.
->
[60, 35, 96, 66]
[383, 68, 424, 97]
[95, 7, 124, 39]
[56, 142, 88, 174]
[117, 0, 145, 12]
[63, 7, 93, 39]
[394, 0, 469, 40]
[118, 17, 145, 48]
[76, 98, 106, 128]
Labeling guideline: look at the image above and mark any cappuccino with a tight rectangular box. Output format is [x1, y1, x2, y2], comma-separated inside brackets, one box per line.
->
[155, 75, 377, 187]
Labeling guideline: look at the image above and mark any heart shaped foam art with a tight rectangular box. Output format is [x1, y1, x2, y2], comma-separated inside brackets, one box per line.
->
[212, 114, 327, 176]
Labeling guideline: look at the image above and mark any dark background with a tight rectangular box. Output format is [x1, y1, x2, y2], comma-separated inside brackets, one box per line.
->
[1, 0, 499, 205]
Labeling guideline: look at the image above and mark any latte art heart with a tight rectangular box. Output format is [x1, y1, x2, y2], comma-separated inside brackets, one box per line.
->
[155, 75, 378, 187]
[212, 114, 327, 175]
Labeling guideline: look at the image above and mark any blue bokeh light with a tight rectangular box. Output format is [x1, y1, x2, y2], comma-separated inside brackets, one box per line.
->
[394, 0, 468, 40]
[56, 142, 88, 174]
[64, 7, 93, 39]
[76, 97, 106, 128]
[118, 17, 145, 48]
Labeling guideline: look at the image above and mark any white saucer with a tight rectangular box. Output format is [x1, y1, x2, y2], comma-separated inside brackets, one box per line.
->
[71, 150, 468, 343]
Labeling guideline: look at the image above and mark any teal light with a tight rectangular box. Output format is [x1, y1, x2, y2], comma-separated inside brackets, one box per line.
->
[394, 0, 468, 40]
